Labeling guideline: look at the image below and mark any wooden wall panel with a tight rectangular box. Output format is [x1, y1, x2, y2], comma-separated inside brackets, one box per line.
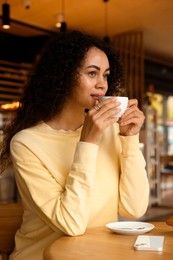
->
[0, 60, 32, 105]
[0, 60, 32, 130]
[112, 31, 144, 109]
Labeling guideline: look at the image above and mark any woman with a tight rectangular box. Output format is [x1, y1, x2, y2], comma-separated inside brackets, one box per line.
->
[0, 30, 149, 259]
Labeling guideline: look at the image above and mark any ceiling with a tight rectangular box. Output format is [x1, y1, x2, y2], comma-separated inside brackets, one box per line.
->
[0, 0, 173, 66]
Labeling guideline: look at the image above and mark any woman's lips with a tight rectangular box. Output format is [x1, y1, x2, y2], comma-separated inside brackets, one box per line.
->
[91, 94, 104, 100]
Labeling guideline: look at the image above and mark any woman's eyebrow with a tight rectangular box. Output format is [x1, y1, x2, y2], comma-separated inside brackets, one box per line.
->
[86, 65, 110, 72]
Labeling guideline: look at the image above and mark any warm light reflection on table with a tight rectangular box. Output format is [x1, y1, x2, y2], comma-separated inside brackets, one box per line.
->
[43, 222, 173, 260]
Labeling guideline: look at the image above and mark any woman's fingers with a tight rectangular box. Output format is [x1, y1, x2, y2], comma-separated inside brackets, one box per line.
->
[80, 99, 120, 144]
[119, 99, 145, 136]
[90, 98, 121, 120]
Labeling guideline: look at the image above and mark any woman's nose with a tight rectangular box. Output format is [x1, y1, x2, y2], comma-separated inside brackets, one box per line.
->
[95, 78, 107, 89]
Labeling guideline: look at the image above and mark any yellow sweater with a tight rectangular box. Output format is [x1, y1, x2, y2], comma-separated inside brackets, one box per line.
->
[10, 122, 149, 260]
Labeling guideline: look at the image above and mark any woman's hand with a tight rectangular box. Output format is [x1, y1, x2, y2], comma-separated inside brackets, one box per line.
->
[118, 99, 145, 136]
[80, 98, 120, 144]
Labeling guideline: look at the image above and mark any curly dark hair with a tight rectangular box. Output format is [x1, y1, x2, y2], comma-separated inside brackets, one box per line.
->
[0, 29, 125, 173]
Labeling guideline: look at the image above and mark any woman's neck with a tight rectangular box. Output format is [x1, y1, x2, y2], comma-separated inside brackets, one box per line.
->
[45, 107, 85, 131]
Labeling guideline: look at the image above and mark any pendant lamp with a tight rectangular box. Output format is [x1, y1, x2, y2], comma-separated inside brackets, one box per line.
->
[103, 0, 110, 43]
[2, 2, 10, 29]
[56, 0, 67, 32]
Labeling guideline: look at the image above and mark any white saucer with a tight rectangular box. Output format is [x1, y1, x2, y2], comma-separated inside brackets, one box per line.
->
[105, 221, 155, 235]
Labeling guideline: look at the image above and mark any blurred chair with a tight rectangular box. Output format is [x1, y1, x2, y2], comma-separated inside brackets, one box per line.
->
[160, 155, 173, 189]
[0, 167, 18, 203]
[0, 203, 23, 260]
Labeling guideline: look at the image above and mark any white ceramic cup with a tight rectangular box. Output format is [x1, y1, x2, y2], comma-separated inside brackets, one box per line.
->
[100, 96, 128, 117]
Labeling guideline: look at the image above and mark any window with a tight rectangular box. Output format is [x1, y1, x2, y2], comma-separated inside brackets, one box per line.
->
[146, 92, 173, 155]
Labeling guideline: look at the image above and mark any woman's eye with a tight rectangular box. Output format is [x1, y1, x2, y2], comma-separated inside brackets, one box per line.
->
[103, 73, 109, 80]
[88, 71, 96, 77]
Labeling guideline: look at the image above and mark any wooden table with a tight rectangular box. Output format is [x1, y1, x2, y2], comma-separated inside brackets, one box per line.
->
[43, 222, 173, 260]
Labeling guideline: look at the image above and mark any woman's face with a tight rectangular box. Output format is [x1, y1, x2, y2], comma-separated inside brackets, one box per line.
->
[71, 47, 110, 110]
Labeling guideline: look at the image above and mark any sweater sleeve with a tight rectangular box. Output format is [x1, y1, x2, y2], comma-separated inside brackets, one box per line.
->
[10, 139, 98, 236]
[118, 134, 150, 219]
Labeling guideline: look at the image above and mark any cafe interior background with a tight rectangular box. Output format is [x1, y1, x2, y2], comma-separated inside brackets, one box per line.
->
[0, 0, 173, 220]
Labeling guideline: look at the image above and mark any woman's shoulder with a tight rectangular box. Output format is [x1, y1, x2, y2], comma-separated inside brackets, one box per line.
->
[11, 122, 45, 143]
